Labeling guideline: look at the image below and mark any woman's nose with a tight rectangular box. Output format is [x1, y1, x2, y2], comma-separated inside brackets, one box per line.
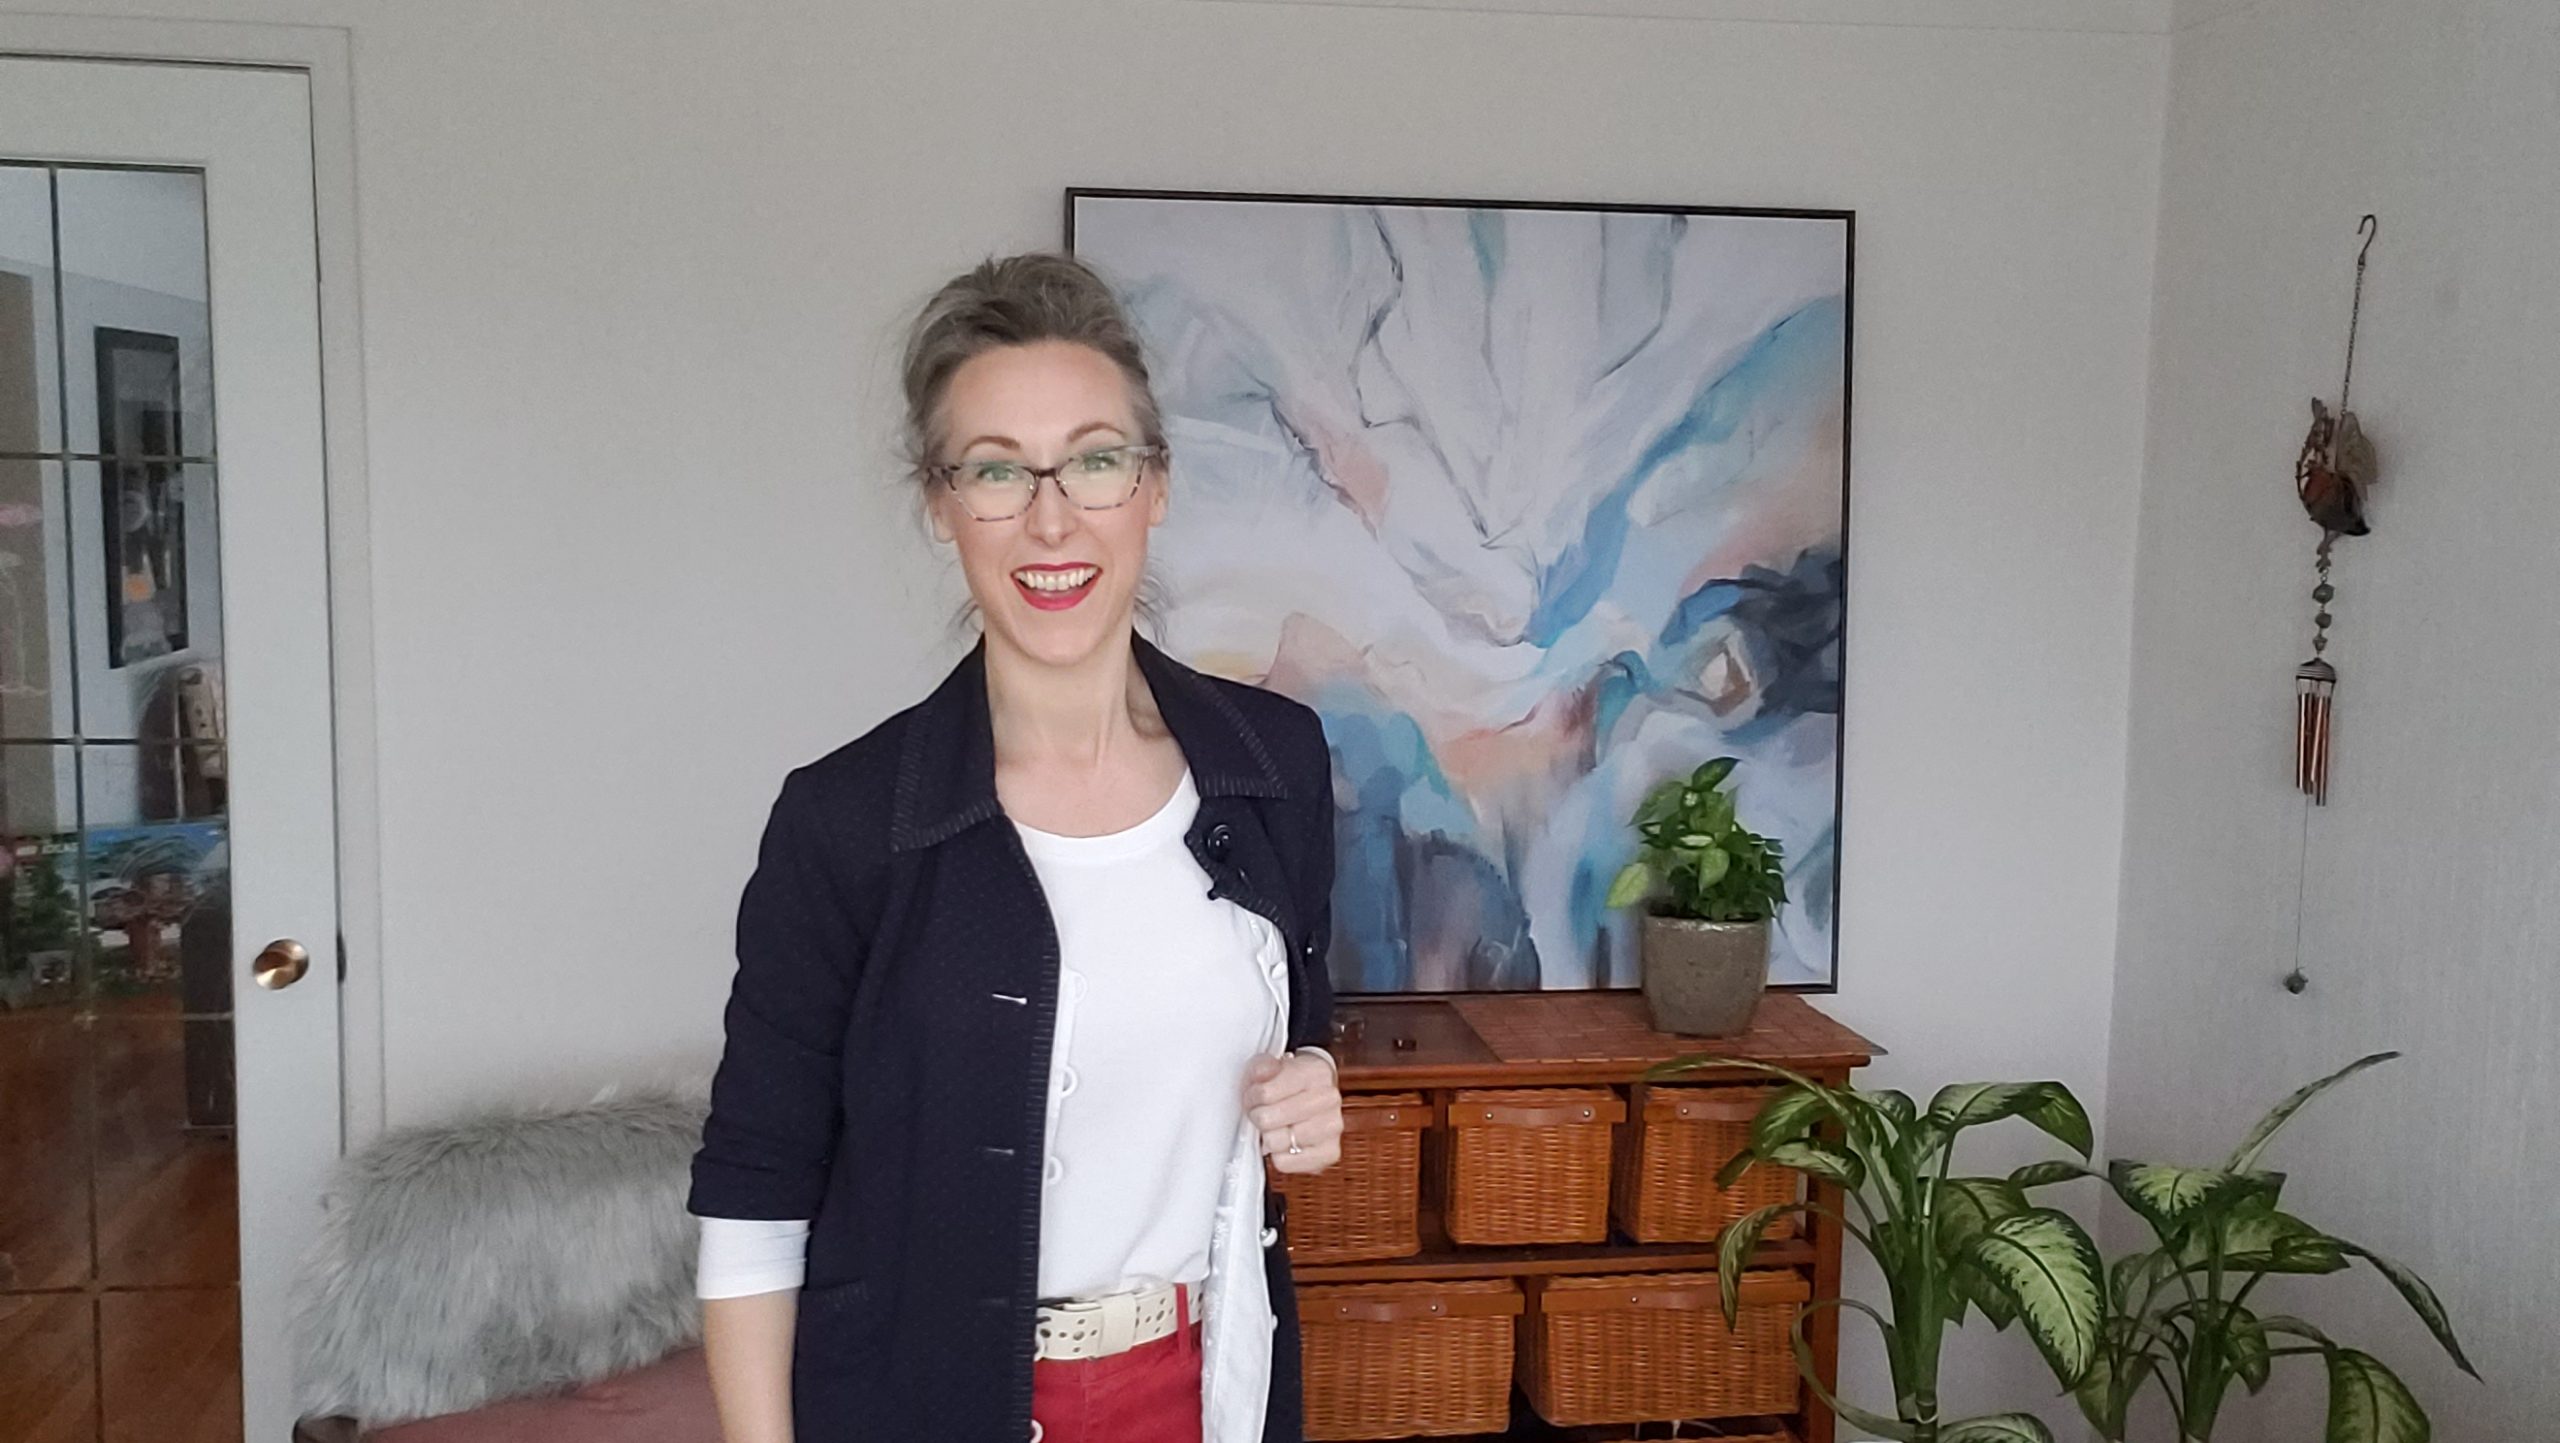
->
[1022, 471, 1080, 542]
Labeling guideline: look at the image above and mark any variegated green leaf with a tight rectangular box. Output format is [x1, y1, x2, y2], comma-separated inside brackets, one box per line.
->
[1633, 778, 1685, 827]
[1716, 1201, 1815, 1323]
[2228, 1051, 2399, 1172]
[1763, 1137, 1863, 1191]
[1942, 1415, 2054, 1443]
[2335, 1240, 2478, 1377]
[2108, 1160, 2281, 1237]
[1647, 1054, 1836, 1099]
[1691, 845, 1732, 886]
[1963, 1209, 2105, 1383]
[2110, 1248, 2168, 1307]
[1938, 1177, 2031, 1258]
[2326, 1348, 2430, 1443]
[1948, 1255, 2020, 1330]
[2261, 1314, 2335, 1346]
[2010, 1159, 2097, 1189]
[1750, 1084, 1836, 1152]
[1604, 861, 1652, 909]
[2074, 1339, 2154, 1439]
[2198, 1207, 2346, 1274]
[1925, 1081, 2095, 1158]
[1858, 1086, 1918, 1131]
[2227, 1307, 2272, 1392]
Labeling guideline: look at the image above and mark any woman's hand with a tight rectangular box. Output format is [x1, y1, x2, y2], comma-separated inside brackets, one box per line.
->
[1245, 1051, 1343, 1174]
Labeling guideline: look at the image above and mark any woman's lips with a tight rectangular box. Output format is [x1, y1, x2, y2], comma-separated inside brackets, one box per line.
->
[1012, 563, 1101, 611]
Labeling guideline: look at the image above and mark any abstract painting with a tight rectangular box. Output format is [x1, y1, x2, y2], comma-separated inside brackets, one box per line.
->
[1070, 190, 1851, 990]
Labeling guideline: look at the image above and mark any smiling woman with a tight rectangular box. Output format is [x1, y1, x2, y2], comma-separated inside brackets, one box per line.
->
[688, 253, 1344, 1443]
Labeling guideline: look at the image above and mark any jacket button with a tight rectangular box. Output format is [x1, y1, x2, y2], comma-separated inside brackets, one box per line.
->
[1204, 823, 1233, 860]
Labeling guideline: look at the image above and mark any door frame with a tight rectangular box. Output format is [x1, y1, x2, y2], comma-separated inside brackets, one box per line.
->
[0, 15, 391, 1150]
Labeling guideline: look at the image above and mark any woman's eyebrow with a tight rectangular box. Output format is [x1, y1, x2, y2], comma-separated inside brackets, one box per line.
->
[1066, 421, 1130, 444]
[956, 432, 1021, 454]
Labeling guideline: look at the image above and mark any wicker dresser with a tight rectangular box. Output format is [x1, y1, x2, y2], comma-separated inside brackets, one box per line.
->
[1291, 991, 1879, 1443]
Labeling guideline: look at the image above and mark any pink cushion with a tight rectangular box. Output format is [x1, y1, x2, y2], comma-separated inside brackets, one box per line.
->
[366, 1348, 719, 1443]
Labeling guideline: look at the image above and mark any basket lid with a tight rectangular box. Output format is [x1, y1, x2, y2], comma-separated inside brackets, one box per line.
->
[1533, 1269, 1809, 1314]
[1299, 1278, 1524, 1323]
[1635, 1084, 1779, 1124]
[1447, 1087, 1626, 1128]
[1339, 1092, 1429, 1132]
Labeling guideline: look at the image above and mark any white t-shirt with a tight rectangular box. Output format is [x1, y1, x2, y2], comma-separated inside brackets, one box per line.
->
[696, 769, 1285, 1302]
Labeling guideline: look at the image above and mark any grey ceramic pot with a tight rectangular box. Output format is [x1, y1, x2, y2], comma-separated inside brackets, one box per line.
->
[1639, 914, 1771, 1037]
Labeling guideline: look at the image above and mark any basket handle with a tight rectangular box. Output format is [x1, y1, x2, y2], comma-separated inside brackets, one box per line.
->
[1535, 1276, 1806, 1314]
[1318, 1292, 1525, 1323]
[1654, 1092, 1771, 1123]
[1339, 1103, 1428, 1134]
[1449, 1098, 1628, 1128]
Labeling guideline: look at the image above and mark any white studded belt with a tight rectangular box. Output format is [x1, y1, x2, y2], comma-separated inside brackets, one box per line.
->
[1032, 1281, 1186, 1361]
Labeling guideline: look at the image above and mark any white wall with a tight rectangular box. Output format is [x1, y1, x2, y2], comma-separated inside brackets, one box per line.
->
[4, 0, 2169, 1430]
[2110, 0, 2557, 1437]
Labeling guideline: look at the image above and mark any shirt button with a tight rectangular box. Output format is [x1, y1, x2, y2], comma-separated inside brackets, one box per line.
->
[1205, 823, 1233, 860]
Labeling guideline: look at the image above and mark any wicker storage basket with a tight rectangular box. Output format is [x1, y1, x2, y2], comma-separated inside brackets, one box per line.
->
[1612, 1085, 1801, 1244]
[1521, 1269, 1809, 1426]
[1299, 1278, 1524, 1440]
[1278, 1092, 1427, 1263]
[1445, 1087, 1626, 1246]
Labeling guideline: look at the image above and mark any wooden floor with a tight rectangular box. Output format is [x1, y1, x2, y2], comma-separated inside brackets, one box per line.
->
[0, 994, 242, 1443]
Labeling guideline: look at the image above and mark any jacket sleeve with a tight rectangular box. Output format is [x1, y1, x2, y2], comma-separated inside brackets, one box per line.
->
[689, 768, 865, 1219]
[1293, 707, 1337, 1050]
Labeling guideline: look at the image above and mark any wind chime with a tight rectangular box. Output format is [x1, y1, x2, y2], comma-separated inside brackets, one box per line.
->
[2292, 216, 2381, 805]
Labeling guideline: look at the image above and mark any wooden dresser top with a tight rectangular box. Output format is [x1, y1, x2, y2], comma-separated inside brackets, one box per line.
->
[1330, 990, 1880, 1088]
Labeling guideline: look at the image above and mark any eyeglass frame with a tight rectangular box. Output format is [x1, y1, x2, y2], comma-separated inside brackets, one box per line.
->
[923, 443, 1169, 522]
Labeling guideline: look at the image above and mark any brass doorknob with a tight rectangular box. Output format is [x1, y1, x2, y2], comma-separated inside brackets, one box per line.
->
[252, 939, 311, 990]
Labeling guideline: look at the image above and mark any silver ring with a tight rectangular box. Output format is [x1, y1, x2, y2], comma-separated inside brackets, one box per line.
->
[1287, 1126, 1303, 1156]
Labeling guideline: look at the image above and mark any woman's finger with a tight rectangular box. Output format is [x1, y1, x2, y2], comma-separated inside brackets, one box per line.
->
[1246, 1055, 1317, 1106]
[1266, 1133, 1342, 1175]
[1248, 1086, 1341, 1133]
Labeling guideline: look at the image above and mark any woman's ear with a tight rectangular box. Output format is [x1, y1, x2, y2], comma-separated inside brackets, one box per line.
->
[927, 491, 957, 544]
[1146, 466, 1170, 527]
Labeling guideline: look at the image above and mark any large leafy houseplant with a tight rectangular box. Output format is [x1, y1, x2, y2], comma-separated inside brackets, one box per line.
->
[2032, 1053, 2476, 1442]
[1658, 1056, 2108, 1443]
[1605, 757, 1787, 921]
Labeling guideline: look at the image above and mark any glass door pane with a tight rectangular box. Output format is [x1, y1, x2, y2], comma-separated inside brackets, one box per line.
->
[0, 162, 235, 1443]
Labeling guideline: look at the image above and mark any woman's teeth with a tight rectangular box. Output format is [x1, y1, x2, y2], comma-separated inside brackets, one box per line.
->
[1015, 566, 1098, 592]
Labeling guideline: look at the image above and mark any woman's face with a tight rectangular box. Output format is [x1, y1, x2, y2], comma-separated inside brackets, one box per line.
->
[928, 339, 1168, 673]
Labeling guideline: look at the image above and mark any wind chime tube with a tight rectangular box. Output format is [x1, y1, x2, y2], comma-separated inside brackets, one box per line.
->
[2296, 659, 2337, 805]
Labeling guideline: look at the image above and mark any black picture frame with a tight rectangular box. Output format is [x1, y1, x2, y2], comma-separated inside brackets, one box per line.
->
[92, 326, 190, 668]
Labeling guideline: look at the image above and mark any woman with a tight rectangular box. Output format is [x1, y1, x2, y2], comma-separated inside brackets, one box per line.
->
[687, 252, 1345, 1443]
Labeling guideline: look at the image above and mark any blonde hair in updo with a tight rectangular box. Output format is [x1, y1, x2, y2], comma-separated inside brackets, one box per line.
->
[897, 252, 1173, 635]
[897, 252, 1169, 484]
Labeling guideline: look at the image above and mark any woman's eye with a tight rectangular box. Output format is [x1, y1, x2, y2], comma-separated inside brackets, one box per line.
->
[968, 462, 1022, 485]
[1074, 450, 1122, 473]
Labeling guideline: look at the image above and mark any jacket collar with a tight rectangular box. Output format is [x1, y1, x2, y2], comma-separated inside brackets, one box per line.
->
[888, 633, 1291, 853]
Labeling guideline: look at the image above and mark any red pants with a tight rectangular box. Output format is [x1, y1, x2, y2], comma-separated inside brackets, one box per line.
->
[1029, 1289, 1203, 1443]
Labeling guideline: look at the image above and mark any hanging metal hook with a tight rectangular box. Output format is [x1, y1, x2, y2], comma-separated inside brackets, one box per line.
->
[2340, 215, 2380, 411]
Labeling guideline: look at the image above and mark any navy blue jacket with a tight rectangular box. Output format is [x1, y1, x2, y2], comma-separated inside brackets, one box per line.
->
[689, 635, 1336, 1441]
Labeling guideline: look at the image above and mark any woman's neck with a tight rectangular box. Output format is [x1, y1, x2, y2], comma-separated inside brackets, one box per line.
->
[983, 630, 1155, 772]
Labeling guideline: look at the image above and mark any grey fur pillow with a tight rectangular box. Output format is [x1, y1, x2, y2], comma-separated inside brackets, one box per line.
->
[290, 1089, 709, 1426]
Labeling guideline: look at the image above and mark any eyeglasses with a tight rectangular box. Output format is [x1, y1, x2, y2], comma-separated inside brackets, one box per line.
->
[926, 444, 1165, 522]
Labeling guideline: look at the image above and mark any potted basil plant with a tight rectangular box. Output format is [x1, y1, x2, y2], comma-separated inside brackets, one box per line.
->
[1605, 756, 1788, 1036]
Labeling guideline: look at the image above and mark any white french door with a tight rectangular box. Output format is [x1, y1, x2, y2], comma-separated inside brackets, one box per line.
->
[0, 56, 340, 1443]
